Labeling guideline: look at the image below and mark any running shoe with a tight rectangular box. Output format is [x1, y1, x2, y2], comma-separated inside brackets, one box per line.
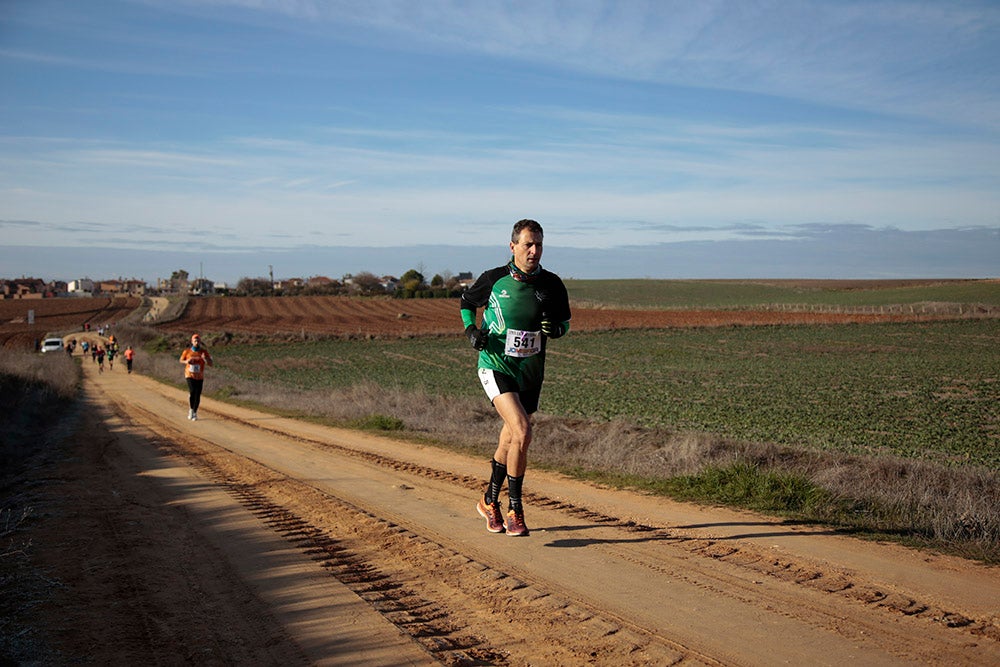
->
[504, 509, 529, 537]
[187, 409, 194, 420]
[476, 498, 505, 533]
[191, 411, 198, 421]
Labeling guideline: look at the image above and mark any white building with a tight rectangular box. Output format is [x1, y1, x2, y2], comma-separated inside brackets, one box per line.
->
[68, 278, 95, 295]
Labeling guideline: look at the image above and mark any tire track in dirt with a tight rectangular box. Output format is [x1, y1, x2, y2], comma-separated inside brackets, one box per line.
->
[86, 357, 1000, 665]
[216, 406, 1000, 649]
[119, 401, 710, 666]
[120, 387, 1000, 664]
[23, 385, 318, 665]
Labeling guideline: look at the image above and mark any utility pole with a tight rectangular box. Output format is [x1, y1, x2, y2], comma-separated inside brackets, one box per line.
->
[269, 265, 274, 295]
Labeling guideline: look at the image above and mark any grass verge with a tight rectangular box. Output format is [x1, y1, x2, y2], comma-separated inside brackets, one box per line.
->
[125, 337, 1000, 565]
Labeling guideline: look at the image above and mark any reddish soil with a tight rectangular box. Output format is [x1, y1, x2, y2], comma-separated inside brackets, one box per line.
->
[0, 296, 141, 351]
[156, 295, 940, 338]
[0, 294, 961, 350]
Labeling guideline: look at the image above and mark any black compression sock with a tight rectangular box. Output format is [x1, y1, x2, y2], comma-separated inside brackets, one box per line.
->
[507, 474, 524, 513]
[486, 458, 507, 505]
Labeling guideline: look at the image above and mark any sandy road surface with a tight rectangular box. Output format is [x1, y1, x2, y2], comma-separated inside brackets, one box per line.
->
[37, 347, 1000, 665]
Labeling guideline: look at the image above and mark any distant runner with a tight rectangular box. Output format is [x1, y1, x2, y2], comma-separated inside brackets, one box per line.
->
[179, 333, 213, 421]
[124, 345, 135, 374]
[460, 219, 571, 537]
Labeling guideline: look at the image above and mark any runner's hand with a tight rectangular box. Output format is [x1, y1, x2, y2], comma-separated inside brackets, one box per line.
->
[465, 325, 489, 350]
[540, 319, 565, 339]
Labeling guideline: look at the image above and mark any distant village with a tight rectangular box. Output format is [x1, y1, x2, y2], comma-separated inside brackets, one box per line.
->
[1, 269, 476, 300]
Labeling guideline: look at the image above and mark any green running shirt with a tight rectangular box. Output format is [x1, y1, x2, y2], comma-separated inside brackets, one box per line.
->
[460, 263, 571, 386]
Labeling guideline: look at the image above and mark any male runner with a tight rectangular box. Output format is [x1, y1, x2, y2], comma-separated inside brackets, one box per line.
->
[460, 219, 571, 536]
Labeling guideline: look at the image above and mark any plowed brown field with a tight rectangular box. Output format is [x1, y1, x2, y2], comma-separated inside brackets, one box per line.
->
[0, 296, 141, 350]
[158, 295, 938, 337]
[2, 295, 955, 350]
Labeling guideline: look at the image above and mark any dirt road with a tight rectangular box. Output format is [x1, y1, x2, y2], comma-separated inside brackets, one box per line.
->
[26, 347, 1000, 665]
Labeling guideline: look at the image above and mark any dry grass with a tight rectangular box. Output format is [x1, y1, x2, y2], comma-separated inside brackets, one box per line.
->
[0, 350, 80, 473]
[1, 349, 82, 663]
[0, 349, 79, 400]
[102, 321, 166, 350]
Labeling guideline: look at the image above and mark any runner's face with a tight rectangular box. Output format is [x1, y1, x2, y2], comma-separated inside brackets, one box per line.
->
[510, 230, 543, 273]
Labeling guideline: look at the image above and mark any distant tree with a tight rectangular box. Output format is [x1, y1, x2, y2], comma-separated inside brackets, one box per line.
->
[430, 274, 444, 287]
[235, 277, 272, 296]
[350, 271, 384, 296]
[400, 268, 426, 292]
[300, 280, 345, 296]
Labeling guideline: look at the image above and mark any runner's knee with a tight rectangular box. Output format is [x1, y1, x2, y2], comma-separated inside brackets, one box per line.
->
[507, 415, 532, 449]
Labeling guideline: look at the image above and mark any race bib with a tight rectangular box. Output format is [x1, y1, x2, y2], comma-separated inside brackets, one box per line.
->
[187, 363, 202, 374]
[504, 328, 541, 358]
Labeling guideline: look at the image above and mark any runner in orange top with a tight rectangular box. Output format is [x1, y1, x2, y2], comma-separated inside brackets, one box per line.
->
[124, 345, 135, 374]
[179, 334, 213, 421]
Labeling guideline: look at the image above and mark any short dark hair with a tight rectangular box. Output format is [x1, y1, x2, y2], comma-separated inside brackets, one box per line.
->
[512, 219, 543, 243]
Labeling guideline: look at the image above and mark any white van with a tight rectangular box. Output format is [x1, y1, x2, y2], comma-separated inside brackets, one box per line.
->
[40, 338, 64, 353]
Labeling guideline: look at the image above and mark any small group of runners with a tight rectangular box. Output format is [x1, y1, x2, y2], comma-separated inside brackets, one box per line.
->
[83, 334, 134, 373]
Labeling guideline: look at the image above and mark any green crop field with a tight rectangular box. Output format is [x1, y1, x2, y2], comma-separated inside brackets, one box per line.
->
[565, 279, 1000, 309]
[218, 318, 1000, 469]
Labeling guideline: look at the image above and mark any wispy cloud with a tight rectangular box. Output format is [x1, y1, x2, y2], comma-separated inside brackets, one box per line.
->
[2, 0, 998, 277]
[13, 1, 1000, 129]
[0, 47, 214, 78]
[159, 1, 1000, 128]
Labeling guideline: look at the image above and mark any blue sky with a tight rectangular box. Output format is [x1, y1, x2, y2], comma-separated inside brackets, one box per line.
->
[2, 0, 999, 283]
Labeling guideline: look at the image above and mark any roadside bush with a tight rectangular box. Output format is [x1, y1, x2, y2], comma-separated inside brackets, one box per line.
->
[664, 462, 835, 513]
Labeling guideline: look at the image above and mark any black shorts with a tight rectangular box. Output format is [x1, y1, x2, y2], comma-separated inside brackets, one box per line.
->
[477, 368, 541, 414]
